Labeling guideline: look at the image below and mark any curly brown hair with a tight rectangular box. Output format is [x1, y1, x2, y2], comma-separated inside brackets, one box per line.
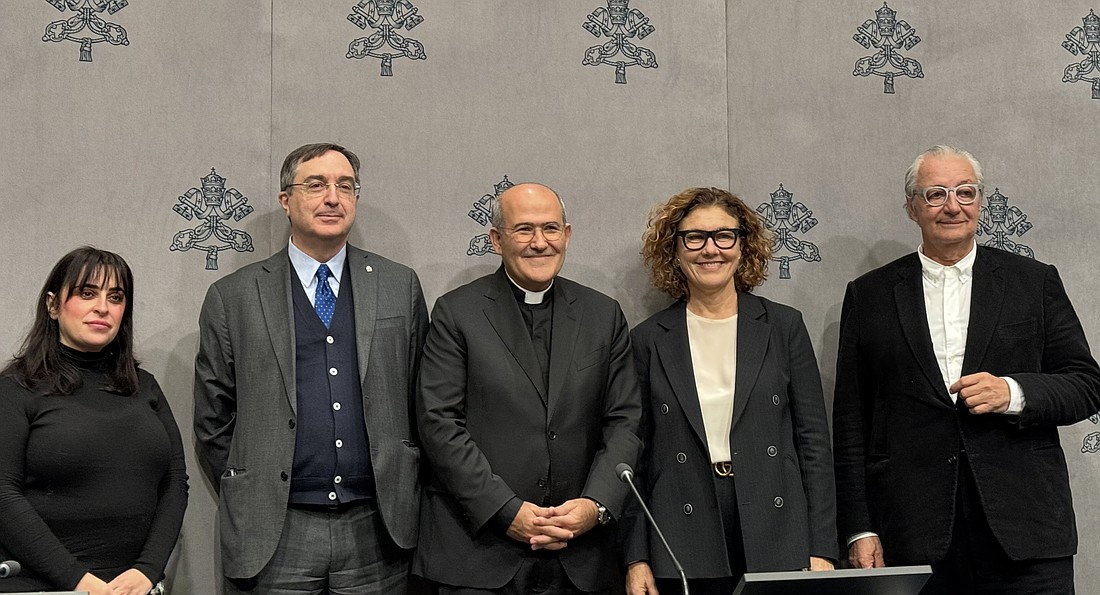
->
[641, 187, 772, 300]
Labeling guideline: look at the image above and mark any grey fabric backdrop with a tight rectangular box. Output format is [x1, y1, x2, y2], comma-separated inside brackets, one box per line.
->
[1, 1, 1098, 592]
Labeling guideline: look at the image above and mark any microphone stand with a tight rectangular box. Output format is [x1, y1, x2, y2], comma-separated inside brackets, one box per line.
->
[618, 464, 689, 595]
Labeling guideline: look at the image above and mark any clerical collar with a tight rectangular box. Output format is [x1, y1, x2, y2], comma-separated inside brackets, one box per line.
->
[505, 272, 553, 305]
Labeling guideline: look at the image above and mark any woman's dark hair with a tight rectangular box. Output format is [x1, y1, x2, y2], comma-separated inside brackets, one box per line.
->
[1, 246, 139, 395]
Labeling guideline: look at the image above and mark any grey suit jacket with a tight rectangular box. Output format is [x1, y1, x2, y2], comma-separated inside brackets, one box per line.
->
[413, 267, 643, 591]
[833, 246, 1100, 564]
[621, 294, 836, 578]
[193, 245, 428, 579]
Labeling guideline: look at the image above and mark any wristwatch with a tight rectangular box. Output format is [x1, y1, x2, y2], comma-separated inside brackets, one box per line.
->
[592, 499, 613, 525]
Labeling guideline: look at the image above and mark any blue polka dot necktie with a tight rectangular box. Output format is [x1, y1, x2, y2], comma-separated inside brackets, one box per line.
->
[314, 264, 336, 328]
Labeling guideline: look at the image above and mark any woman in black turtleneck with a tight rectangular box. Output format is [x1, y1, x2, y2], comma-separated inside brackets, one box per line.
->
[0, 247, 188, 595]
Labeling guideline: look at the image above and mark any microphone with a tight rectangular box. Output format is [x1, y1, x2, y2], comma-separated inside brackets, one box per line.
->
[0, 560, 20, 578]
[616, 463, 689, 595]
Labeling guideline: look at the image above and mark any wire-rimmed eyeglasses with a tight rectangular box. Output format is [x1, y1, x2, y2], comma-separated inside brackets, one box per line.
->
[284, 180, 361, 198]
[500, 222, 566, 243]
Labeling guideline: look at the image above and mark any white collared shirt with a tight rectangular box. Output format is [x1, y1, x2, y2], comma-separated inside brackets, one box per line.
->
[848, 243, 1026, 547]
[917, 242, 1023, 413]
[288, 238, 347, 306]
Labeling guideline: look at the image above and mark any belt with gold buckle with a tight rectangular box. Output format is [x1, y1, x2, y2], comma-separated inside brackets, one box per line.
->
[712, 461, 734, 477]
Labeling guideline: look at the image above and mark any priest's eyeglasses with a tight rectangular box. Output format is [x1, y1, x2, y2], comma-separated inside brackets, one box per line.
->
[284, 180, 361, 198]
[914, 184, 982, 207]
[501, 223, 566, 242]
[675, 228, 745, 251]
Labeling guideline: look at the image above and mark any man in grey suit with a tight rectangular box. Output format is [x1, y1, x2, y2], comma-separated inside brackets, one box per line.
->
[194, 143, 428, 594]
[414, 182, 643, 594]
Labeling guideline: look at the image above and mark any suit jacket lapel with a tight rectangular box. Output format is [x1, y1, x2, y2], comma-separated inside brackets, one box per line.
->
[483, 268, 547, 405]
[547, 281, 579, 416]
[653, 303, 708, 449]
[256, 249, 297, 414]
[893, 255, 952, 404]
[347, 246, 379, 394]
[962, 248, 1004, 375]
[731, 293, 768, 430]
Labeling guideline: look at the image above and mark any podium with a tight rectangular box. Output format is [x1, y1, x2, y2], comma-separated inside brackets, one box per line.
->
[732, 565, 931, 595]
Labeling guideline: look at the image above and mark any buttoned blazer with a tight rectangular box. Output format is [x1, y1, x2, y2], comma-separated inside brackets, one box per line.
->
[619, 294, 836, 578]
[193, 245, 429, 579]
[833, 246, 1100, 564]
[413, 267, 643, 591]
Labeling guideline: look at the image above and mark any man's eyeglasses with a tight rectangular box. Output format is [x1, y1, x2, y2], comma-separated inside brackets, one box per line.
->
[284, 180, 361, 198]
[913, 184, 982, 207]
[500, 223, 566, 243]
[675, 228, 745, 251]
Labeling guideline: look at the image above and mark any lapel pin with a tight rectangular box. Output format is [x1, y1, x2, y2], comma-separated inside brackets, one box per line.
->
[366, 265, 373, 273]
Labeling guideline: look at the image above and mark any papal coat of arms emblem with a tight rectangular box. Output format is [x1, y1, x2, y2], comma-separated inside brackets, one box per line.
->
[170, 168, 255, 270]
[346, 0, 426, 76]
[42, 0, 129, 62]
[756, 185, 821, 280]
[977, 188, 1034, 259]
[582, 0, 657, 84]
[467, 176, 514, 257]
[852, 2, 923, 94]
[1062, 9, 1100, 99]
[1082, 410, 1100, 454]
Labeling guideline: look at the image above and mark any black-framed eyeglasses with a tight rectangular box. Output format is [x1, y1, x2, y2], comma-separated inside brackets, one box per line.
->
[500, 222, 566, 243]
[913, 184, 982, 207]
[284, 180, 361, 198]
[675, 228, 745, 251]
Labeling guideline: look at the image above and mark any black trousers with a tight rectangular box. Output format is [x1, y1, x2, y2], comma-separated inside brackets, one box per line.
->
[655, 473, 747, 595]
[918, 453, 1074, 595]
[435, 553, 610, 595]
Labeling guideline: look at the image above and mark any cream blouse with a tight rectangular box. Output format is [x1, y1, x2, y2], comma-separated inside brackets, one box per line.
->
[686, 308, 738, 463]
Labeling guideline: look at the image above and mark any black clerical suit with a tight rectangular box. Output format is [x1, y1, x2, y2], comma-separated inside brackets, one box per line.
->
[414, 266, 642, 592]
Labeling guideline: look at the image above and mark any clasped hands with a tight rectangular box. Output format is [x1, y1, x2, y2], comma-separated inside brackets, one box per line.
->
[76, 569, 153, 595]
[506, 498, 599, 550]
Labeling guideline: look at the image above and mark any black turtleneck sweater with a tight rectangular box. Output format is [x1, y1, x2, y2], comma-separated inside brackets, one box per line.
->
[0, 347, 188, 591]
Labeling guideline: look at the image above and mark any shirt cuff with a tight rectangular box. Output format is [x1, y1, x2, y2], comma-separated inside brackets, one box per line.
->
[1002, 376, 1026, 415]
[846, 531, 879, 547]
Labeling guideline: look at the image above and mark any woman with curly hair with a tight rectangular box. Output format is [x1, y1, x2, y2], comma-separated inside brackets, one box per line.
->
[620, 188, 836, 594]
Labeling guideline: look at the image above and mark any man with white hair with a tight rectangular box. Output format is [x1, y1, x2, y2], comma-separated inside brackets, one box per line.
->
[833, 145, 1100, 593]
